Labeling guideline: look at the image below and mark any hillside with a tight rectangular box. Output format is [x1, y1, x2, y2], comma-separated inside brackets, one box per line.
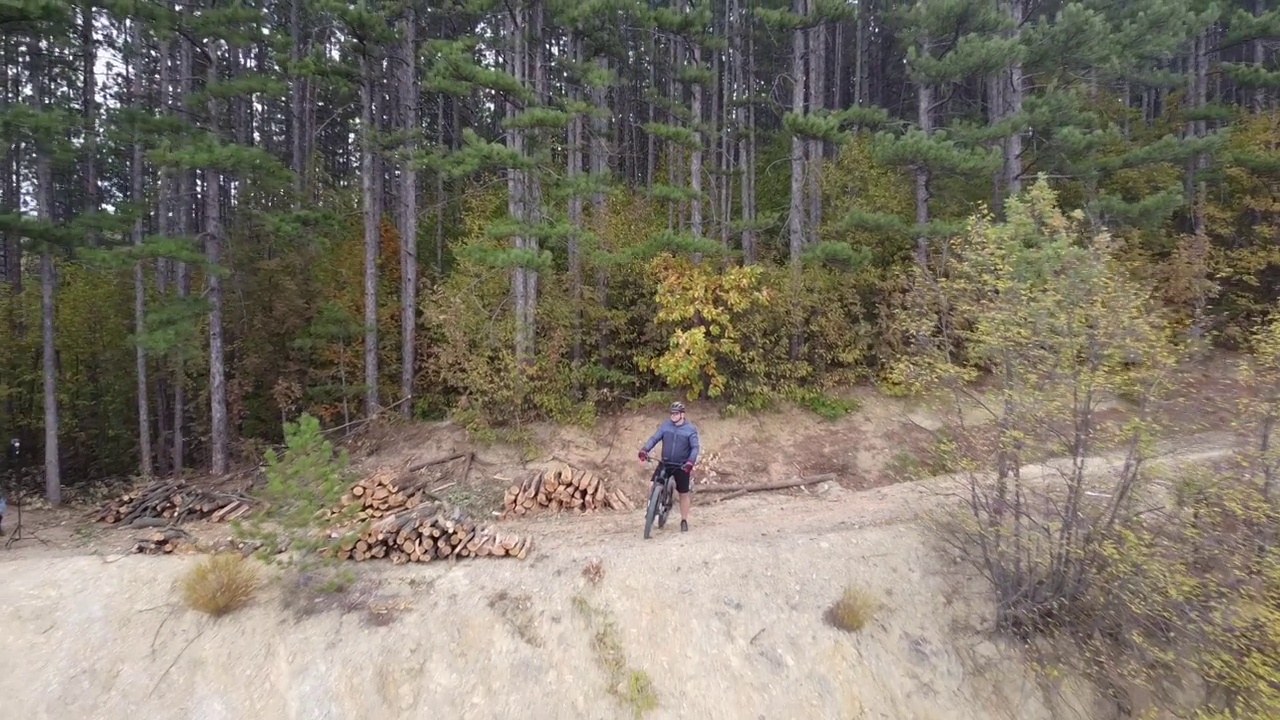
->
[0, 358, 1253, 720]
[1, 473, 1123, 720]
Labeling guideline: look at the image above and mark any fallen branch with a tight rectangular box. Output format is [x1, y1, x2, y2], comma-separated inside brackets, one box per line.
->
[711, 489, 750, 504]
[460, 452, 474, 484]
[406, 452, 468, 474]
[321, 395, 412, 437]
[97, 480, 254, 526]
[696, 473, 838, 494]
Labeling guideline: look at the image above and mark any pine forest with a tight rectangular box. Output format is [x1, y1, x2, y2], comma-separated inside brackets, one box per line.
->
[1, 0, 1279, 500]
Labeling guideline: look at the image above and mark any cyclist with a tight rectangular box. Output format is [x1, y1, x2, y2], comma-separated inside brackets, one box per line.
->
[638, 401, 700, 532]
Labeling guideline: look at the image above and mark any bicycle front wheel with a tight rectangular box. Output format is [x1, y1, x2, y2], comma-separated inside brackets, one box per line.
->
[644, 482, 662, 539]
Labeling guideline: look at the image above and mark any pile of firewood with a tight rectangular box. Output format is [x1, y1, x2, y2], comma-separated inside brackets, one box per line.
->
[97, 480, 253, 526]
[335, 504, 530, 563]
[330, 468, 435, 517]
[323, 452, 473, 521]
[131, 528, 195, 555]
[318, 455, 531, 564]
[500, 462, 636, 518]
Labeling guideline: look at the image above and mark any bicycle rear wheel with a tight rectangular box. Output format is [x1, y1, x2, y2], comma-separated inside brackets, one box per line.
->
[643, 481, 662, 539]
[658, 477, 675, 528]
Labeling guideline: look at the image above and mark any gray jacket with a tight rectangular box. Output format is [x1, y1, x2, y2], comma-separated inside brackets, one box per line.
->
[642, 419, 701, 466]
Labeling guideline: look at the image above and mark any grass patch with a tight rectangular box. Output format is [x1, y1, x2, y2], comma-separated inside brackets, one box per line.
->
[180, 553, 260, 617]
[824, 585, 879, 633]
[789, 388, 863, 420]
[572, 594, 659, 717]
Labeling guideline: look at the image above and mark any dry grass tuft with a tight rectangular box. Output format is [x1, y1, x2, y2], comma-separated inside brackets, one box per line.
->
[180, 553, 260, 617]
[583, 556, 605, 585]
[825, 585, 878, 633]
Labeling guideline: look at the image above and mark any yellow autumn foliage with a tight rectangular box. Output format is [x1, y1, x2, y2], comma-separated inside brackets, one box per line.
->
[643, 254, 773, 400]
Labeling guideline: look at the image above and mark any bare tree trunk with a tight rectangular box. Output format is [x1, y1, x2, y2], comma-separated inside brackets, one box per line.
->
[1186, 30, 1208, 236]
[667, 30, 679, 232]
[646, 31, 656, 192]
[854, 11, 865, 107]
[154, 38, 174, 477]
[205, 41, 229, 476]
[568, 33, 585, 375]
[731, 0, 747, 259]
[360, 51, 380, 416]
[40, 253, 57, 501]
[0, 39, 16, 293]
[435, 95, 445, 274]
[81, 1, 99, 237]
[290, 0, 306, 203]
[915, 35, 934, 269]
[719, 78, 731, 254]
[989, 67, 1005, 213]
[712, 6, 728, 252]
[31, 38, 60, 505]
[233, 47, 251, 148]
[130, 20, 153, 477]
[833, 18, 845, 111]
[1005, 0, 1024, 202]
[0, 38, 18, 446]
[173, 37, 193, 474]
[742, 7, 758, 264]
[691, 37, 704, 245]
[398, 11, 418, 415]
[1254, 0, 1267, 112]
[590, 56, 610, 360]
[788, 0, 807, 266]
[507, 5, 532, 367]
[788, 0, 808, 362]
[807, 19, 824, 246]
[525, 0, 545, 359]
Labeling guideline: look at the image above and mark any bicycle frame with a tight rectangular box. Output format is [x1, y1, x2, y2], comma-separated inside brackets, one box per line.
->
[642, 458, 680, 539]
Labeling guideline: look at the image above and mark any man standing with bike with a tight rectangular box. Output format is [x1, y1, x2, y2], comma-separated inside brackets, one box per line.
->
[638, 401, 700, 532]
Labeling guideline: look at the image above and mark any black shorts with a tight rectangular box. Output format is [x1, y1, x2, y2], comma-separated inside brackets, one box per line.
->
[653, 464, 692, 494]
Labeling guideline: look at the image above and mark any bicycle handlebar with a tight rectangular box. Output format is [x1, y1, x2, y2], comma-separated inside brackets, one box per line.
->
[638, 456, 685, 466]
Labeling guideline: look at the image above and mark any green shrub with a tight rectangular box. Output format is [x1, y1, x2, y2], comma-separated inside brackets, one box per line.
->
[234, 412, 357, 561]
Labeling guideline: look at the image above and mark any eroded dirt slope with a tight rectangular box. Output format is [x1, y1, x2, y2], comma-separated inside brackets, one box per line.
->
[0, 477, 1126, 720]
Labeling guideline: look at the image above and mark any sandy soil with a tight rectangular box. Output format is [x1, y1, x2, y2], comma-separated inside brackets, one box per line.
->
[1, 480, 1119, 720]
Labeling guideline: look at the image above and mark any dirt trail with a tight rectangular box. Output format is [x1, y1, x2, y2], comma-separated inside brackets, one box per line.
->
[6, 449, 1239, 720]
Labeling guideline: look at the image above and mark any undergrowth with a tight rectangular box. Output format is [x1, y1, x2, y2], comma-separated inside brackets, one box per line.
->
[910, 186, 1280, 718]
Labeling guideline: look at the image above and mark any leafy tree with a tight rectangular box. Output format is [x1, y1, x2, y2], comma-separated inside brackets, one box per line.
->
[644, 253, 773, 400]
[886, 177, 1176, 633]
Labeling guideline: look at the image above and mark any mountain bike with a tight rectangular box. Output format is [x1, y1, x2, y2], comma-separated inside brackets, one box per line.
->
[641, 458, 680, 540]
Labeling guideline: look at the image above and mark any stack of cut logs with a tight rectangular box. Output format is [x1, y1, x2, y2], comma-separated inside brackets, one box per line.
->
[326, 464, 531, 563]
[97, 480, 253, 526]
[131, 528, 195, 555]
[500, 463, 635, 518]
[335, 504, 530, 563]
[323, 468, 440, 523]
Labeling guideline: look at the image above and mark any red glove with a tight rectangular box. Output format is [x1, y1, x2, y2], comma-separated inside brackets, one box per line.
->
[682, 461, 694, 473]
[638, 450, 648, 462]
